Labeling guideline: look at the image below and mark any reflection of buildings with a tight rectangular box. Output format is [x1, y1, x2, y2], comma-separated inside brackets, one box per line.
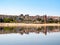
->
[0, 26, 60, 35]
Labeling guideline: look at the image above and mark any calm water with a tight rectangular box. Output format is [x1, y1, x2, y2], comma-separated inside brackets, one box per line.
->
[0, 26, 60, 45]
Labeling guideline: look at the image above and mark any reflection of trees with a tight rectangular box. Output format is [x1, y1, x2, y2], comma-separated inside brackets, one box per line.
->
[47, 26, 54, 31]
[0, 26, 60, 35]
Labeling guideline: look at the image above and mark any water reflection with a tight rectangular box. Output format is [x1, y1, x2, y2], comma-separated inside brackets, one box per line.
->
[0, 26, 60, 35]
[0, 26, 60, 45]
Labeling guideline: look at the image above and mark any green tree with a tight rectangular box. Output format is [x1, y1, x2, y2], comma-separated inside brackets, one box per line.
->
[47, 18, 54, 23]
[3, 18, 16, 23]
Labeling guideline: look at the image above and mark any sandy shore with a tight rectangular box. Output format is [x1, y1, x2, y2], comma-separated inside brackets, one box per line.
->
[0, 23, 60, 27]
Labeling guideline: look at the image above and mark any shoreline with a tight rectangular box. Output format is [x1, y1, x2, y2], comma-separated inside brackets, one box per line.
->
[0, 23, 60, 27]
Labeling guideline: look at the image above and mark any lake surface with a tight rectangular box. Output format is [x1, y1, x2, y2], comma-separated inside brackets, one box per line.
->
[0, 26, 60, 45]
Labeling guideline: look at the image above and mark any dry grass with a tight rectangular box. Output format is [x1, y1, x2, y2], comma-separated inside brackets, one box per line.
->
[0, 23, 60, 27]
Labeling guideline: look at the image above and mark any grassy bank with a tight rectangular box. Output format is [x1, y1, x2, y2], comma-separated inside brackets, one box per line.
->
[0, 23, 60, 27]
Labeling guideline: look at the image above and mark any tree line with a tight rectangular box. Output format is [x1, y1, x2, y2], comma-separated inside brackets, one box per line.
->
[0, 15, 60, 23]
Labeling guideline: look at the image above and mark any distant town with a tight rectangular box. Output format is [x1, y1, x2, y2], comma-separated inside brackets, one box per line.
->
[0, 14, 60, 23]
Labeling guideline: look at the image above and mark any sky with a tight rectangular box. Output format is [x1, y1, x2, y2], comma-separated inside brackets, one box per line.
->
[0, 0, 60, 16]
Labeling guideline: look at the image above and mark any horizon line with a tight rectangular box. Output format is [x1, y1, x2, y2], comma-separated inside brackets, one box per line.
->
[0, 13, 60, 17]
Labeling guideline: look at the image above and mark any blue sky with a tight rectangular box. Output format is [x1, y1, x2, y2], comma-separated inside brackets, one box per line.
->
[0, 0, 60, 16]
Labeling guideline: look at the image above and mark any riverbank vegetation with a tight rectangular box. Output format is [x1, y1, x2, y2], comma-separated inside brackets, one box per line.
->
[0, 14, 60, 23]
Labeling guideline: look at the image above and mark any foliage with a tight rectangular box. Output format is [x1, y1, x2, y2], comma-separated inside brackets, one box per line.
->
[47, 18, 54, 23]
[3, 18, 16, 23]
[3, 27, 13, 30]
